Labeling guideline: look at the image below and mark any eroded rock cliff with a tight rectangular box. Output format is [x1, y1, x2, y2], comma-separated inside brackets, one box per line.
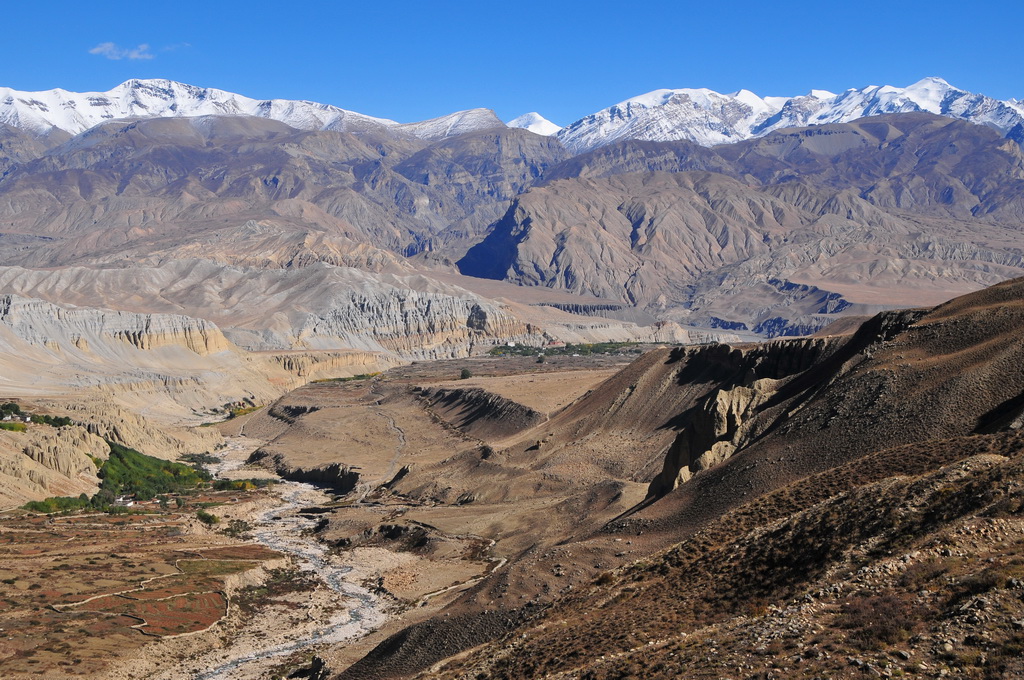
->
[0, 424, 107, 508]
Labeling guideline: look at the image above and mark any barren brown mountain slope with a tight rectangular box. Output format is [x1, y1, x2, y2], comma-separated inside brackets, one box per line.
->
[544, 113, 1024, 223]
[460, 114, 1024, 334]
[3, 111, 1022, 352]
[430, 432, 1024, 680]
[325, 277, 1024, 679]
[0, 117, 566, 268]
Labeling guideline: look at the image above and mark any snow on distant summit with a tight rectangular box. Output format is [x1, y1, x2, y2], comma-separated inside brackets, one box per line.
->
[0, 79, 395, 136]
[397, 108, 506, 140]
[507, 112, 561, 136]
[3, 77, 1020, 154]
[0, 79, 506, 141]
[557, 77, 1024, 153]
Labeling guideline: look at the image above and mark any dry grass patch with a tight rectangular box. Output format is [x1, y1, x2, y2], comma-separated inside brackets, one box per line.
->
[0, 498, 285, 677]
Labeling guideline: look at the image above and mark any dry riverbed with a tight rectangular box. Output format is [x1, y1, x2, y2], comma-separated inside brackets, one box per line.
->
[0, 433, 497, 680]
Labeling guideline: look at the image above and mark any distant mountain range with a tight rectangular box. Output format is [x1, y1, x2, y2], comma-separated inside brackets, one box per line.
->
[1, 76, 1023, 367]
[555, 77, 1024, 151]
[2, 77, 1022, 151]
[0, 78, 506, 141]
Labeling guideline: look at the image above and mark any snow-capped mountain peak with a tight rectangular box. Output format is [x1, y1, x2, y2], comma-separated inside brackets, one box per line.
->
[0, 79, 397, 137]
[557, 78, 1024, 153]
[506, 112, 561, 136]
[557, 86, 782, 150]
[3, 77, 1021, 155]
[396, 108, 506, 141]
[0, 79, 503, 142]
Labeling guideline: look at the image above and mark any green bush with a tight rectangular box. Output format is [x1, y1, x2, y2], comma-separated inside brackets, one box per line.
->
[310, 372, 381, 384]
[460, 368, 473, 379]
[487, 342, 636, 357]
[212, 478, 273, 491]
[30, 414, 74, 427]
[196, 509, 220, 526]
[0, 422, 26, 432]
[101, 442, 208, 500]
[222, 519, 252, 537]
[23, 495, 92, 513]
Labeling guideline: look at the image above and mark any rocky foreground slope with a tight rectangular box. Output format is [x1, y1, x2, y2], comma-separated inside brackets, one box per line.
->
[307, 277, 1024, 680]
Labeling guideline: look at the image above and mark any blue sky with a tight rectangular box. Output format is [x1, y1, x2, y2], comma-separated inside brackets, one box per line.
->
[3, 0, 1022, 126]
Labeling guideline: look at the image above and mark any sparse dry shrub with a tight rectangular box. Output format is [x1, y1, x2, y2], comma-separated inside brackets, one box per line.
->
[946, 568, 1004, 608]
[837, 590, 921, 649]
[745, 596, 769, 618]
[987, 631, 1024, 679]
[983, 492, 1024, 518]
[897, 558, 949, 588]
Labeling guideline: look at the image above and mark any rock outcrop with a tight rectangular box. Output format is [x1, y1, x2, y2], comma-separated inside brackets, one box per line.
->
[0, 424, 107, 508]
[0, 294, 232, 356]
[657, 378, 779, 488]
[263, 350, 401, 381]
[21, 426, 109, 477]
[417, 386, 547, 441]
[246, 449, 360, 494]
[294, 290, 541, 359]
[0, 293, 275, 422]
[53, 399, 222, 461]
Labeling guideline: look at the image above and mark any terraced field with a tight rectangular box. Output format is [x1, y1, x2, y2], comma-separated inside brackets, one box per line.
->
[0, 492, 284, 678]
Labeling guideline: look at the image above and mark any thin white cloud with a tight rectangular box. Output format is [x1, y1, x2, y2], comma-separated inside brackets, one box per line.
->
[88, 42, 155, 61]
[161, 42, 192, 52]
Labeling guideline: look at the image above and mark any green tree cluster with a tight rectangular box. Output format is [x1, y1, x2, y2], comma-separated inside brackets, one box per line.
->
[2, 402, 74, 427]
[196, 509, 220, 526]
[101, 442, 209, 500]
[487, 342, 638, 357]
[1, 402, 22, 417]
[23, 441, 209, 513]
[30, 414, 74, 427]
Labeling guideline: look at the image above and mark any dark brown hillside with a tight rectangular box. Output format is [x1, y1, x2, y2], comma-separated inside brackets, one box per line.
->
[377, 338, 836, 519]
[333, 278, 1024, 680]
[630, 277, 1024, 544]
[430, 432, 1024, 680]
